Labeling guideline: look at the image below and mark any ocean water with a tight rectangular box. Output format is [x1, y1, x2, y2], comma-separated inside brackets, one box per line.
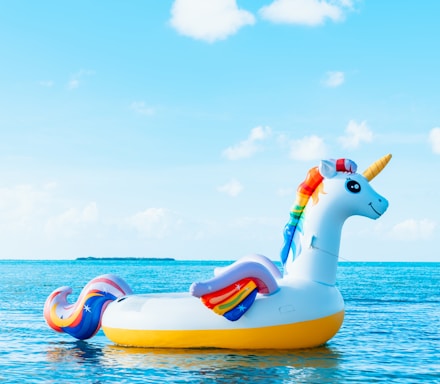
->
[1, 259, 439, 383]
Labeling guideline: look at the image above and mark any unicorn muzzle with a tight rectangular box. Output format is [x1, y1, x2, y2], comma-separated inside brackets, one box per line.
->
[369, 196, 389, 218]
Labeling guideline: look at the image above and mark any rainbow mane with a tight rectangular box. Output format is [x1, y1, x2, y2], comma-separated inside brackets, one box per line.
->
[280, 158, 357, 266]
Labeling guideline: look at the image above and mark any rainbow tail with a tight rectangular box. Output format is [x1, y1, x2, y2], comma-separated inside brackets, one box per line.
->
[44, 274, 132, 340]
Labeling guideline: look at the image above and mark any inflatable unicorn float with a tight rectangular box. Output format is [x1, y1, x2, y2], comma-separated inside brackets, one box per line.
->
[45, 154, 391, 349]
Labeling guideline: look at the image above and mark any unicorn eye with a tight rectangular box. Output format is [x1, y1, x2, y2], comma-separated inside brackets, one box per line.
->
[346, 179, 361, 193]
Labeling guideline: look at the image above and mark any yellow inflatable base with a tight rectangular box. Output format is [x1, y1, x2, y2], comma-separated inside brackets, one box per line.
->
[102, 310, 344, 349]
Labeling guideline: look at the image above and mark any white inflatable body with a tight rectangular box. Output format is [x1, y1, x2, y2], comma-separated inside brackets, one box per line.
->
[102, 275, 344, 349]
[45, 155, 391, 349]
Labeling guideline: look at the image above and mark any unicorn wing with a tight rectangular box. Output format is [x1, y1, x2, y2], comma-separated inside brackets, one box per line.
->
[190, 259, 279, 321]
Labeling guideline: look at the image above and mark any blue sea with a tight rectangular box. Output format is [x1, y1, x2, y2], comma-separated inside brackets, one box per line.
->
[1, 259, 439, 383]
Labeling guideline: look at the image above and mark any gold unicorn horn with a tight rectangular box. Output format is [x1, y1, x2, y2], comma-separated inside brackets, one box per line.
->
[362, 154, 392, 181]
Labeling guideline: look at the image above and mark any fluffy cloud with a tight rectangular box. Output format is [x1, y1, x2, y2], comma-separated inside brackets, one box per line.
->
[67, 69, 95, 90]
[169, 0, 355, 43]
[390, 219, 437, 241]
[39, 80, 54, 88]
[130, 101, 155, 116]
[0, 182, 100, 241]
[218, 179, 243, 197]
[125, 208, 183, 238]
[0, 184, 54, 230]
[428, 127, 440, 154]
[323, 71, 345, 87]
[223, 126, 272, 160]
[170, 0, 255, 43]
[289, 135, 327, 161]
[259, 0, 351, 26]
[45, 202, 99, 238]
[338, 120, 373, 149]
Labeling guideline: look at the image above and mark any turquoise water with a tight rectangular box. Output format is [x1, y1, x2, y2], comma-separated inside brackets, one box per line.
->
[1, 260, 439, 383]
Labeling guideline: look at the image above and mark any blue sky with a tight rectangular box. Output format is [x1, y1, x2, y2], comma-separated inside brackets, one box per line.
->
[0, 0, 439, 261]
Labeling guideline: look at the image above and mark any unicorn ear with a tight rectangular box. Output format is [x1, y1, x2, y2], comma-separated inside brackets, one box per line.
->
[319, 160, 337, 178]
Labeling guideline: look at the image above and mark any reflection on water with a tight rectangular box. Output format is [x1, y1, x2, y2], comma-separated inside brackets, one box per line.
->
[104, 344, 341, 370]
[46, 341, 342, 383]
[47, 340, 105, 363]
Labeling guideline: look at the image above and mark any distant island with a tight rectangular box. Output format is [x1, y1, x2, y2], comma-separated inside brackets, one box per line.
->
[76, 256, 175, 261]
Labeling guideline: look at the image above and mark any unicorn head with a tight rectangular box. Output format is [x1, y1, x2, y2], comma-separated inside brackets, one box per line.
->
[282, 154, 391, 285]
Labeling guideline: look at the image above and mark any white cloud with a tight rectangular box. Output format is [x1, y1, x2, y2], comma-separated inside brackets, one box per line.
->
[218, 179, 243, 197]
[39, 80, 54, 88]
[259, 0, 351, 26]
[68, 79, 80, 89]
[130, 101, 155, 116]
[45, 202, 99, 238]
[428, 127, 440, 154]
[223, 126, 272, 160]
[170, 0, 255, 43]
[125, 208, 182, 239]
[0, 183, 100, 240]
[0, 184, 52, 230]
[338, 120, 373, 149]
[323, 71, 344, 87]
[67, 69, 95, 90]
[289, 135, 327, 161]
[390, 219, 437, 241]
